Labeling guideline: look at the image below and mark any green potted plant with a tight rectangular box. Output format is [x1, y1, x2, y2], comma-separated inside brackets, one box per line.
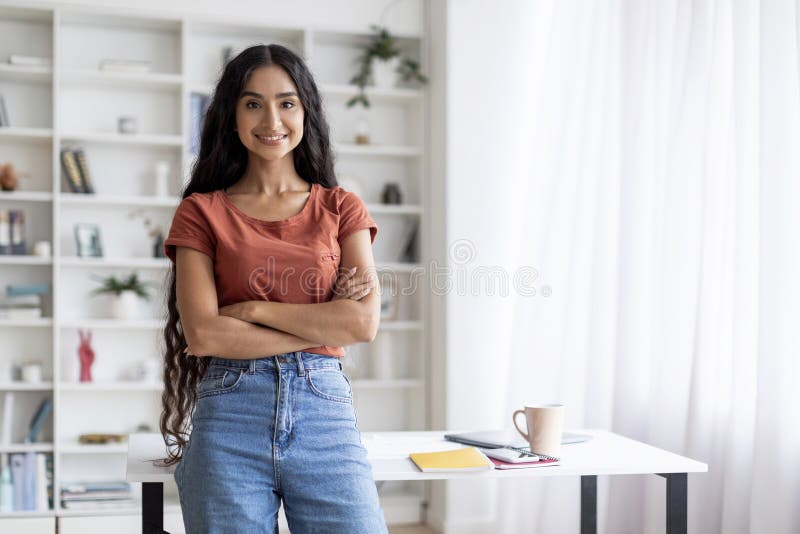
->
[347, 24, 429, 108]
[90, 272, 157, 320]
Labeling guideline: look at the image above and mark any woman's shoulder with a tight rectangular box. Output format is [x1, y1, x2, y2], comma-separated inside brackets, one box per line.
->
[316, 183, 363, 210]
[178, 190, 221, 209]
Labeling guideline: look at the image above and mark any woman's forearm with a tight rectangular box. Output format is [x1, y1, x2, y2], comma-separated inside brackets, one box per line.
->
[242, 299, 372, 347]
[187, 315, 321, 359]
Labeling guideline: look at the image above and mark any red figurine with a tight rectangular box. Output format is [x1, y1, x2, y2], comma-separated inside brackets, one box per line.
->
[78, 329, 95, 382]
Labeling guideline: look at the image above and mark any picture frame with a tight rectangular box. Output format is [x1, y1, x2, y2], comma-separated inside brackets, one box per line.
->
[74, 223, 103, 257]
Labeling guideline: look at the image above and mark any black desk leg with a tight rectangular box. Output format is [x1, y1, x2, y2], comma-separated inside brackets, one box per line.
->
[657, 473, 687, 534]
[581, 475, 597, 534]
[142, 481, 164, 534]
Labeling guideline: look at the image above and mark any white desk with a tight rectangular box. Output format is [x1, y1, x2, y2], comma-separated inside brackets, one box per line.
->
[126, 429, 707, 534]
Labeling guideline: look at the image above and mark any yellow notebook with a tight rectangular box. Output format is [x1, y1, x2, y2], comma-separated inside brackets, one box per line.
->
[409, 447, 494, 472]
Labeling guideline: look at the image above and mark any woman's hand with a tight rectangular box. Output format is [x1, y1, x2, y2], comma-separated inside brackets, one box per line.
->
[219, 301, 254, 323]
[331, 266, 377, 302]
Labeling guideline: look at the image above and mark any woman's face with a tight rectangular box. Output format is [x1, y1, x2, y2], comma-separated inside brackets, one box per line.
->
[235, 65, 304, 161]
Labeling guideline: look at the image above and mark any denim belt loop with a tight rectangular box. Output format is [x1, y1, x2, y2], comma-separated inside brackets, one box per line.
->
[248, 358, 256, 374]
[295, 351, 307, 377]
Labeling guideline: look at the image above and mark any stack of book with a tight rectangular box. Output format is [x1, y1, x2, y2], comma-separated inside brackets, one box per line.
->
[0, 452, 53, 512]
[0, 208, 26, 255]
[60, 481, 135, 510]
[0, 284, 49, 319]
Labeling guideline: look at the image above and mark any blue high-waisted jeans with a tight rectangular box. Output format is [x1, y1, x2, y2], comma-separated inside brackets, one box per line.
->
[174, 351, 388, 534]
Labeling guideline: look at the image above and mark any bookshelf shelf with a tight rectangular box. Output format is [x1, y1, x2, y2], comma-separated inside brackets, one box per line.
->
[320, 83, 423, 102]
[0, 443, 54, 453]
[0, 510, 55, 519]
[0, 191, 53, 202]
[59, 256, 169, 269]
[56, 501, 181, 518]
[0, 318, 52, 327]
[59, 319, 163, 330]
[59, 382, 162, 392]
[59, 69, 182, 90]
[59, 193, 180, 208]
[0, 127, 53, 142]
[0, 255, 52, 265]
[335, 143, 422, 157]
[59, 131, 183, 147]
[368, 203, 423, 215]
[0, 383, 54, 392]
[0, 63, 52, 84]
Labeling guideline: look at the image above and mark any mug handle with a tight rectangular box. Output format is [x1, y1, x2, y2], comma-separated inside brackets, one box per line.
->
[512, 409, 529, 441]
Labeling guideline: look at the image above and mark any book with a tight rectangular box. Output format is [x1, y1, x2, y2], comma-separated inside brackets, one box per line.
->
[61, 498, 137, 509]
[444, 429, 591, 450]
[73, 147, 95, 194]
[35, 453, 48, 511]
[1, 393, 14, 446]
[60, 148, 85, 193]
[0, 294, 41, 307]
[61, 480, 131, 493]
[10, 453, 24, 511]
[8, 209, 25, 254]
[6, 283, 50, 297]
[0, 94, 8, 127]
[23, 452, 36, 511]
[0, 454, 12, 512]
[0, 308, 42, 319]
[0, 210, 9, 254]
[409, 446, 494, 473]
[488, 457, 560, 470]
[27, 398, 52, 443]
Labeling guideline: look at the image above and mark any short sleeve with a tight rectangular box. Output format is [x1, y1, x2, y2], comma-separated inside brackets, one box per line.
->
[337, 189, 378, 246]
[164, 195, 216, 263]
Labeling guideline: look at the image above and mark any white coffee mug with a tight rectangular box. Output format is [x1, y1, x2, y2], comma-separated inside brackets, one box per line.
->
[513, 403, 564, 457]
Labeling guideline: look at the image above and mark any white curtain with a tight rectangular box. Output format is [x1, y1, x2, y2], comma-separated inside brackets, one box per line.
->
[482, 1, 800, 532]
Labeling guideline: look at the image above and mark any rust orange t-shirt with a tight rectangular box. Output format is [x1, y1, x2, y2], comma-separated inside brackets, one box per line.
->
[164, 182, 378, 358]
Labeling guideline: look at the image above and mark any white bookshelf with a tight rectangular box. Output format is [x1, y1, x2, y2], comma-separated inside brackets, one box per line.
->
[0, 1, 431, 531]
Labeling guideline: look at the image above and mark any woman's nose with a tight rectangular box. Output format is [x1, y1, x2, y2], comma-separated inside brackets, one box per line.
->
[262, 105, 282, 129]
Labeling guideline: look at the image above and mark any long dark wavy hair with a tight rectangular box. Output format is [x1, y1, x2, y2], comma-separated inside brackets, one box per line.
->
[157, 44, 337, 466]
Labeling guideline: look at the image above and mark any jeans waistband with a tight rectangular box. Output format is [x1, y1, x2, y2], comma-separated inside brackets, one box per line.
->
[209, 351, 342, 376]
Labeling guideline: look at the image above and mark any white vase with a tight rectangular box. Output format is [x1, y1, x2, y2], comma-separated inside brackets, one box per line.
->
[154, 161, 170, 197]
[372, 56, 401, 88]
[111, 290, 140, 320]
[371, 331, 394, 379]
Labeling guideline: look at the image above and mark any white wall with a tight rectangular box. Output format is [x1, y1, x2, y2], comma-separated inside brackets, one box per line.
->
[19, 0, 424, 35]
[429, 1, 539, 532]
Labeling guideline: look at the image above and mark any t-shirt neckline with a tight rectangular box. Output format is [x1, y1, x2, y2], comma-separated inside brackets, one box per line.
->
[217, 182, 316, 226]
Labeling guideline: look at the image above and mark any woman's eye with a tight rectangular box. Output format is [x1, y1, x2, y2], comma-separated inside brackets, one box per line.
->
[282, 101, 295, 109]
[246, 101, 259, 109]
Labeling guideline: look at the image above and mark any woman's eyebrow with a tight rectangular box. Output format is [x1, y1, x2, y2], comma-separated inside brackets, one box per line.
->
[240, 90, 298, 99]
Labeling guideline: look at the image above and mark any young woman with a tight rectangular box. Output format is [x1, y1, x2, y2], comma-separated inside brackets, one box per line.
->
[158, 44, 388, 533]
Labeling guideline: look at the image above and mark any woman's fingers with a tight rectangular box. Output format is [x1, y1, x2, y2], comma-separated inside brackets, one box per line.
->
[344, 279, 375, 299]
